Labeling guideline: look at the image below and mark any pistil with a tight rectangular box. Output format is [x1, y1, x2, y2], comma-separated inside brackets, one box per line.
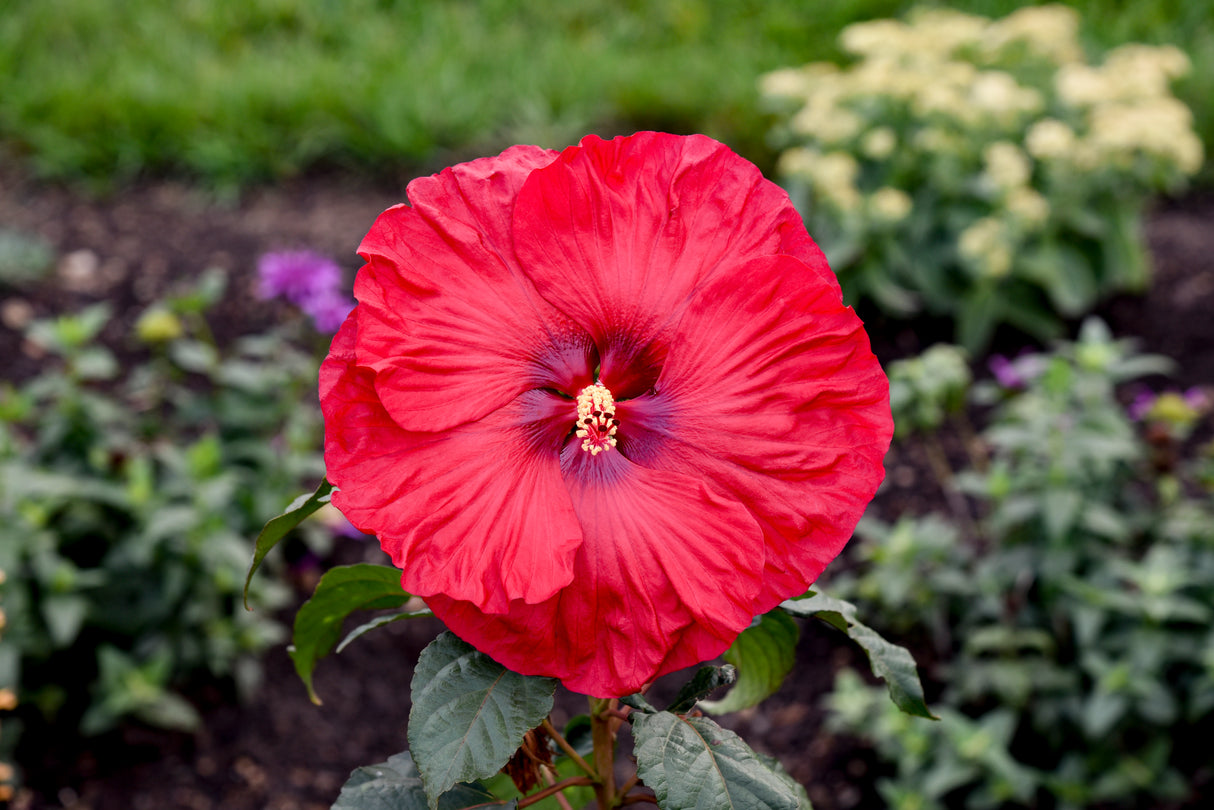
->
[575, 381, 619, 455]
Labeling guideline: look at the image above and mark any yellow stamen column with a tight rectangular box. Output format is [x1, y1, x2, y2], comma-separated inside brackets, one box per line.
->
[575, 382, 619, 455]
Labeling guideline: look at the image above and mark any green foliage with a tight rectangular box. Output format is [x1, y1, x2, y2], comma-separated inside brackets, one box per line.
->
[889, 344, 972, 438]
[0, 270, 328, 742]
[765, 5, 1205, 350]
[245, 477, 332, 607]
[667, 665, 738, 714]
[695, 591, 934, 721]
[2, 0, 1211, 190]
[700, 612, 798, 714]
[79, 646, 202, 735]
[333, 751, 514, 810]
[783, 593, 936, 720]
[303, 585, 927, 810]
[0, 0, 902, 189]
[0, 228, 53, 286]
[408, 633, 558, 809]
[287, 563, 422, 705]
[631, 710, 806, 810]
[825, 320, 1214, 808]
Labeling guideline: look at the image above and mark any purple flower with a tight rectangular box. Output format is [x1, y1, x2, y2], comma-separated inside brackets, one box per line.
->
[257, 250, 342, 305]
[989, 354, 1024, 389]
[257, 249, 354, 333]
[335, 514, 367, 540]
[1184, 387, 1210, 411]
[1128, 390, 1156, 421]
[989, 351, 1044, 390]
[302, 289, 356, 333]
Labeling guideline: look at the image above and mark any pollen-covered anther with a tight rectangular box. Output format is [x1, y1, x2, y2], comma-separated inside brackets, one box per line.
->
[575, 381, 619, 455]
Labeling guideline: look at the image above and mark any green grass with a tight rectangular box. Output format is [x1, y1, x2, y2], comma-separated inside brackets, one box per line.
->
[0, 0, 1209, 189]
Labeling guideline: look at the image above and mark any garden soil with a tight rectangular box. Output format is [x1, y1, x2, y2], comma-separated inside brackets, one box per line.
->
[2, 163, 1212, 810]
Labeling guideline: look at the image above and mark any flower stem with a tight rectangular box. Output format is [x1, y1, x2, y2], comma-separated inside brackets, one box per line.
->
[541, 718, 597, 779]
[541, 766, 576, 810]
[589, 697, 618, 810]
[518, 777, 596, 809]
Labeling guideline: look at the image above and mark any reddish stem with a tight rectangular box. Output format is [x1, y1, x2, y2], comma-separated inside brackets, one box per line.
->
[518, 777, 596, 809]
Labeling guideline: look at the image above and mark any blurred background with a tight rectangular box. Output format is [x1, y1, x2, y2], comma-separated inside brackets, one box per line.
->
[1, 1, 1212, 808]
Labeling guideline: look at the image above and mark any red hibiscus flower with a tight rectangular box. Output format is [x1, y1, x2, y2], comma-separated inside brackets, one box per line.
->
[320, 132, 892, 697]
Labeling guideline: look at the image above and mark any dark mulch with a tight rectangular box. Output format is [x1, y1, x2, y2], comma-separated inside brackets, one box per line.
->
[2, 162, 1212, 810]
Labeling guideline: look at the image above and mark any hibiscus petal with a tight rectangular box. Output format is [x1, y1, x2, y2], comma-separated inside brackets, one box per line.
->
[512, 131, 839, 395]
[321, 318, 583, 611]
[353, 145, 595, 433]
[621, 254, 893, 607]
[426, 450, 766, 697]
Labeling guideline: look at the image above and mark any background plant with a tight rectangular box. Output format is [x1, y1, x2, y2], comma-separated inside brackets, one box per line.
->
[0, 0, 902, 191]
[2, 1, 1211, 192]
[0, 269, 330, 756]
[764, 5, 1204, 350]
[824, 320, 1214, 808]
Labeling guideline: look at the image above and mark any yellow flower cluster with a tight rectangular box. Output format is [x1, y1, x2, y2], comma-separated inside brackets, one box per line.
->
[958, 217, 1013, 279]
[983, 142, 1032, 191]
[1025, 119, 1077, 161]
[1005, 188, 1051, 228]
[762, 3, 1204, 348]
[1053, 44, 1203, 175]
[869, 187, 914, 225]
[1057, 44, 1191, 107]
[762, 3, 1202, 243]
[778, 148, 862, 212]
[1085, 99, 1203, 175]
[984, 5, 1083, 64]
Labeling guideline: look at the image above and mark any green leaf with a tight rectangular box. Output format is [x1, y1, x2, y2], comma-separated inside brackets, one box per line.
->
[133, 691, 203, 733]
[169, 339, 219, 372]
[562, 714, 593, 756]
[244, 478, 333, 608]
[409, 632, 558, 809]
[289, 563, 412, 704]
[631, 711, 802, 810]
[756, 753, 813, 810]
[337, 609, 435, 654]
[668, 665, 737, 714]
[957, 283, 999, 354]
[781, 592, 936, 719]
[701, 611, 799, 714]
[620, 692, 658, 714]
[42, 593, 89, 646]
[333, 750, 515, 810]
[1042, 489, 1082, 541]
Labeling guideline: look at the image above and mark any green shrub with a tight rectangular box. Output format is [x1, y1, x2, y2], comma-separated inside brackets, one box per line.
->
[0, 270, 330, 759]
[825, 321, 1214, 808]
[764, 6, 1203, 350]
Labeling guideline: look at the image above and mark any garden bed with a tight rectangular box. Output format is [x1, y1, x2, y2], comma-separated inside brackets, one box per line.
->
[2, 164, 1212, 810]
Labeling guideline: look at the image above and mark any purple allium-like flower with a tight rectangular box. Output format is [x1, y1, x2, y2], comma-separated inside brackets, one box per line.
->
[302, 289, 356, 334]
[257, 250, 342, 305]
[257, 249, 354, 333]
